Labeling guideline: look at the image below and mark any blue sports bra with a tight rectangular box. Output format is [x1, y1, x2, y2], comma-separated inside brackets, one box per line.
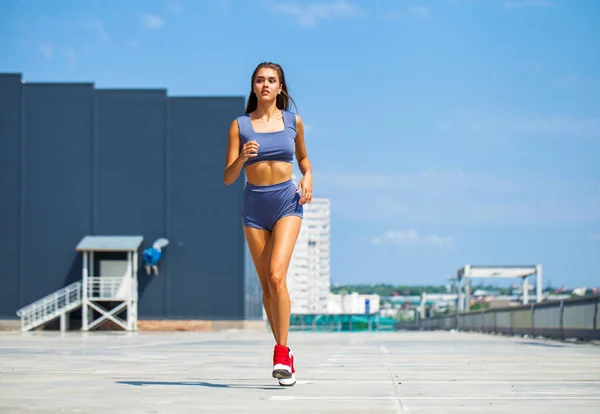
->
[236, 110, 297, 166]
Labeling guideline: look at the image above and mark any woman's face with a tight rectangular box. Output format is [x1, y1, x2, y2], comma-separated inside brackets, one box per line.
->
[253, 68, 282, 103]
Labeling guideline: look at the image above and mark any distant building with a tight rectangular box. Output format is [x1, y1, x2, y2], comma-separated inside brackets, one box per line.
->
[328, 292, 380, 314]
[287, 188, 331, 314]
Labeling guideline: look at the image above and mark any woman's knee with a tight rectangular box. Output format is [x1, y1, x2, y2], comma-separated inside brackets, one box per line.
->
[268, 268, 287, 292]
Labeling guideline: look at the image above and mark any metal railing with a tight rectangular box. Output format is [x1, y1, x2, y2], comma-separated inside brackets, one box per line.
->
[289, 313, 398, 332]
[16, 282, 82, 331]
[396, 295, 600, 341]
[86, 276, 132, 300]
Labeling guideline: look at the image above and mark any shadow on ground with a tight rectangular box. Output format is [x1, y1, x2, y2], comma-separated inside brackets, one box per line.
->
[116, 380, 285, 390]
[518, 341, 566, 348]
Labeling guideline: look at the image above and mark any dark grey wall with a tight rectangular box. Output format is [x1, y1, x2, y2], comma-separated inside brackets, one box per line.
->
[94, 89, 168, 318]
[0, 74, 21, 316]
[167, 98, 246, 319]
[21, 83, 94, 305]
[0, 73, 255, 320]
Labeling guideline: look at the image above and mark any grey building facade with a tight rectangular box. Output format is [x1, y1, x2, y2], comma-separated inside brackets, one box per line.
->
[0, 73, 262, 322]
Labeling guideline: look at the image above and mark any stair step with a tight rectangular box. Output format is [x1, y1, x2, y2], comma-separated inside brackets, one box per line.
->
[16, 282, 83, 332]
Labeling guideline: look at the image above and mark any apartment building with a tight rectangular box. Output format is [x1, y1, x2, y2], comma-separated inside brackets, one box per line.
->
[287, 193, 331, 314]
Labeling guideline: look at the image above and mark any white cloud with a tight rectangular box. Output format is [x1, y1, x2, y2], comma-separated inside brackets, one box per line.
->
[269, 0, 363, 27]
[85, 18, 109, 41]
[166, 1, 183, 14]
[35, 17, 109, 46]
[142, 14, 166, 29]
[316, 169, 599, 226]
[61, 47, 77, 63]
[437, 111, 600, 141]
[379, 10, 403, 21]
[372, 230, 456, 248]
[37, 42, 78, 63]
[38, 42, 54, 59]
[409, 5, 430, 18]
[591, 234, 600, 241]
[318, 169, 469, 192]
[503, 0, 555, 9]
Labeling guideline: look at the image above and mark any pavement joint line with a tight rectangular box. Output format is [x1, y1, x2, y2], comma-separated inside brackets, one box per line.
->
[325, 340, 352, 362]
[269, 396, 600, 401]
[378, 333, 406, 414]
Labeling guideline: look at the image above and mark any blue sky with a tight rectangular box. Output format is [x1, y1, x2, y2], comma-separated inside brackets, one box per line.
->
[2, 0, 599, 289]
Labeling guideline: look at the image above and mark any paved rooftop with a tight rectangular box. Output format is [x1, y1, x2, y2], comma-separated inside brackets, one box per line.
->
[1, 329, 599, 413]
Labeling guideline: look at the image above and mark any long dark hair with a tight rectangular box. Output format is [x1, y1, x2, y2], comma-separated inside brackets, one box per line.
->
[245, 62, 297, 114]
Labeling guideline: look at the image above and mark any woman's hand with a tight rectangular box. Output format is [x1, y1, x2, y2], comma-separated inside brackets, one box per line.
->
[240, 140, 259, 162]
[297, 174, 312, 205]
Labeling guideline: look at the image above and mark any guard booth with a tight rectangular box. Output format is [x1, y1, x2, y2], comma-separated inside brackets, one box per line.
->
[75, 235, 144, 331]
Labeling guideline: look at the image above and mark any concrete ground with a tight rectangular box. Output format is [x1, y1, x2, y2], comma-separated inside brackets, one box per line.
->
[0, 329, 599, 413]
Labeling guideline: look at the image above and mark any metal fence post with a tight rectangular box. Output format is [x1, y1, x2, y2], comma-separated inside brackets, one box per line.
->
[559, 299, 564, 341]
[594, 297, 598, 331]
[494, 310, 497, 335]
[531, 303, 535, 337]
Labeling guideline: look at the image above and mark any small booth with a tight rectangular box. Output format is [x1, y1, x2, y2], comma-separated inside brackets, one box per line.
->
[75, 235, 144, 331]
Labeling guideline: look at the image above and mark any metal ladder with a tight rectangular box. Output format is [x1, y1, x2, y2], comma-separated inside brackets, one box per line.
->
[16, 282, 82, 332]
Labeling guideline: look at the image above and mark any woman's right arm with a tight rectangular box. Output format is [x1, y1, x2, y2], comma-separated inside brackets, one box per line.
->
[223, 120, 258, 185]
[224, 120, 244, 185]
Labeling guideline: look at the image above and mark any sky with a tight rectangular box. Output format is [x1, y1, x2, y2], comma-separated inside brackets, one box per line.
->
[1, 0, 599, 289]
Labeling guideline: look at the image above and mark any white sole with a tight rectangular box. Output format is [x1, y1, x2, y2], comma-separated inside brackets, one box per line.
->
[278, 374, 296, 387]
[272, 364, 292, 379]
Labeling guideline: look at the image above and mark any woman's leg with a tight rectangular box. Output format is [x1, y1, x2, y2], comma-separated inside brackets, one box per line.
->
[243, 226, 277, 343]
[269, 215, 302, 347]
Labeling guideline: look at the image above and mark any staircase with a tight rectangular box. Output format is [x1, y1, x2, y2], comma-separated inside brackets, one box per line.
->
[16, 282, 82, 332]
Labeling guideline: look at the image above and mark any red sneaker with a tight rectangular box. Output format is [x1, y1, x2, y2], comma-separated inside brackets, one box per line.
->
[272, 344, 292, 379]
[278, 348, 296, 387]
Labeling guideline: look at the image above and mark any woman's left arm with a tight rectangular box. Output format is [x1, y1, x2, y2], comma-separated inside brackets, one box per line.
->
[294, 114, 312, 205]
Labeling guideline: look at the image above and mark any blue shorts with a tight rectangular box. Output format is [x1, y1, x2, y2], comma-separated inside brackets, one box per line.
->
[241, 179, 303, 231]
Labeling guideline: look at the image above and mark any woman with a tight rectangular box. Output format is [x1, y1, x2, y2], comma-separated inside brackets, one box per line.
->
[223, 62, 312, 387]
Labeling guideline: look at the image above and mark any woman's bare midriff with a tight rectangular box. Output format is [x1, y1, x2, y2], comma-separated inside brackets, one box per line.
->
[245, 161, 293, 186]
